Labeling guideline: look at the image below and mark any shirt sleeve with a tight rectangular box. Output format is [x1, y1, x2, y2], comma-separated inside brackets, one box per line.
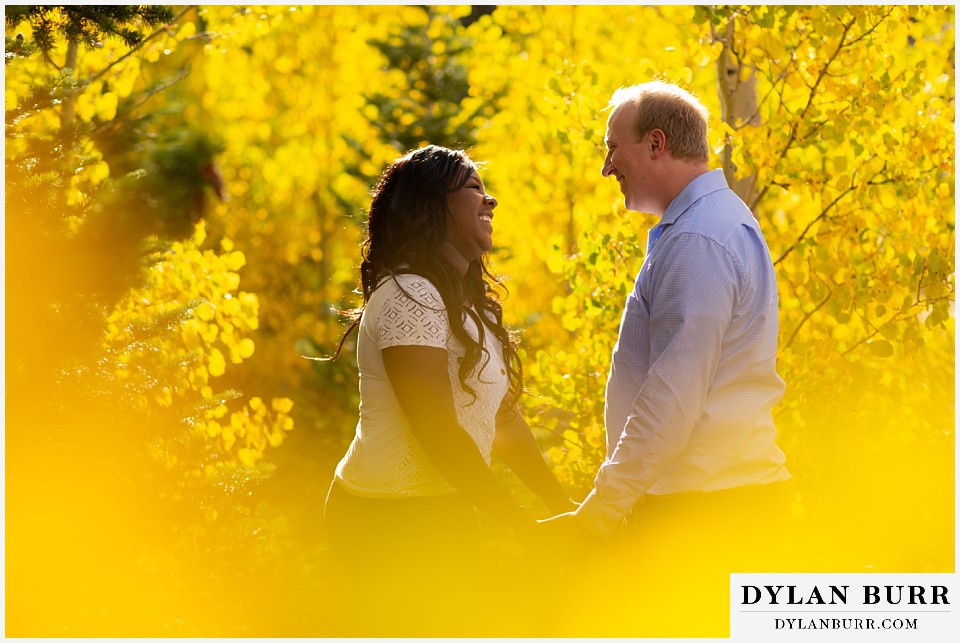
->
[376, 276, 449, 350]
[576, 231, 744, 536]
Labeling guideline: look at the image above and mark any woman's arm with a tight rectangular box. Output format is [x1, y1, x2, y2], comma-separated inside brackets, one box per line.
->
[382, 344, 533, 537]
[493, 404, 577, 515]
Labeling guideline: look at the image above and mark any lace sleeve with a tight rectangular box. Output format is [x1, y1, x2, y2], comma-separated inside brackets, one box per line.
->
[375, 276, 449, 350]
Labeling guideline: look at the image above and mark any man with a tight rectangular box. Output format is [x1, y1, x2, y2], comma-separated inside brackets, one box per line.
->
[541, 81, 791, 586]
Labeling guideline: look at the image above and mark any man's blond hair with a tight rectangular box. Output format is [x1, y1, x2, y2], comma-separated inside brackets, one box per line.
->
[610, 81, 710, 162]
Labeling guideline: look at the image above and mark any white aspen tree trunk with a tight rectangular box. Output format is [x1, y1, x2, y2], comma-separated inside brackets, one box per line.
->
[715, 20, 761, 210]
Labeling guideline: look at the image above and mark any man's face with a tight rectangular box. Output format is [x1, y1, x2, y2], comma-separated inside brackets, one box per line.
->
[601, 103, 654, 213]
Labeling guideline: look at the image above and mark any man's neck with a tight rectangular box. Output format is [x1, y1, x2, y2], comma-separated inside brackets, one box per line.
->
[656, 162, 711, 215]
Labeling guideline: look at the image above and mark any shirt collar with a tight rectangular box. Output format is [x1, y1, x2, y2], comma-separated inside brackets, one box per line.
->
[660, 168, 729, 226]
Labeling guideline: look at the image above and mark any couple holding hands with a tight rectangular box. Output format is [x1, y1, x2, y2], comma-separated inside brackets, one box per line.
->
[324, 80, 792, 604]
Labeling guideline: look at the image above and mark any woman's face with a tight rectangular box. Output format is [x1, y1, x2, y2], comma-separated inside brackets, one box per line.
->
[445, 170, 498, 262]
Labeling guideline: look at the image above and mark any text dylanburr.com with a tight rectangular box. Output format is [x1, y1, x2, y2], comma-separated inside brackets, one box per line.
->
[731, 573, 957, 641]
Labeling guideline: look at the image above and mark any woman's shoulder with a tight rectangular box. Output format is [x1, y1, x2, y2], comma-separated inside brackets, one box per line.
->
[374, 273, 445, 310]
[367, 273, 449, 345]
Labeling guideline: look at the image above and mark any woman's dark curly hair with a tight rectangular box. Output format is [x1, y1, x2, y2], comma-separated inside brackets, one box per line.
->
[332, 145, 522, 405]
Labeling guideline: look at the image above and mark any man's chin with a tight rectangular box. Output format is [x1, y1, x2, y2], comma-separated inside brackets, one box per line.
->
[623, 197, 655, 215]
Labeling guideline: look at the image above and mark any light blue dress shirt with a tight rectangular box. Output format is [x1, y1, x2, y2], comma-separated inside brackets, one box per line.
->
[576, 169, 791, 536]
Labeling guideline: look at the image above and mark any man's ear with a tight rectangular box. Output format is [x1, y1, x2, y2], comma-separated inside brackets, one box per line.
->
[649, 129, 667, 158]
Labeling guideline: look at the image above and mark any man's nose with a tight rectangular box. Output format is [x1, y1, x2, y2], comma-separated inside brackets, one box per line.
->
[601, 152, 614, 177]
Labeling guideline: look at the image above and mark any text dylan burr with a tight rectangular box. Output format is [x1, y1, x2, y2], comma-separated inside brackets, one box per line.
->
[742, 585, 949, 606]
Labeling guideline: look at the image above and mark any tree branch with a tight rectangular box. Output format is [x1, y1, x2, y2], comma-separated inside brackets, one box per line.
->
[840, 293, 951, 357]
[916, 262, 926, 303]
[844, 7, 896, 49]
[528, 423, 586, 450]
[774, 183, 856, 265]
[783, 285, 833, 351]
[84, 5, 194, 86]
[88, 62, 192, 140]
[751, 17, 855, 211]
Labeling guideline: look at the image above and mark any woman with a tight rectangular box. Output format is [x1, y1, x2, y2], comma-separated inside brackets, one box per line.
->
[325, 145, 573, 572]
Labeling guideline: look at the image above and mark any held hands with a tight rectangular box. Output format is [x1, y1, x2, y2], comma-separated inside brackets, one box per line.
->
[536, 510, 597, 551]
[511, 502, 593, 553]
[549, 497, 580, 515]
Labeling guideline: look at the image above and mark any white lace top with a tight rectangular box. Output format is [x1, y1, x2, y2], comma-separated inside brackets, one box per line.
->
[334, 274, 509, 498]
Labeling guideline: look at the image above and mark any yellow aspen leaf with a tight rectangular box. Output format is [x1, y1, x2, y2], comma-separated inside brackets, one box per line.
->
[868, 340, 895, 358]
[195, 302, 215, 321]
[271, 397, 294, 413]
[86, 161, 110, 184]
[192, 221, 207, 245]
[222, 427, 236, 451]
[177, 19, 197, 38]
[191, 364, 208, 386]
[227, 346, 242, 365]
[221, 297, 241, 316]
[208, 348, 226, 377]
[709, 40, 724, 59]
[94, 92, 119, 121]
[879, 189, 898, 209]
[238, 338, 255, 358]
[223, 250, 247, 271]
[267, 429, 285, 448]
[200, 323, 218, 342]
[237, 292, 260, 317]
[562, 429, 581, 445]
[830, 325, 853, 343]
